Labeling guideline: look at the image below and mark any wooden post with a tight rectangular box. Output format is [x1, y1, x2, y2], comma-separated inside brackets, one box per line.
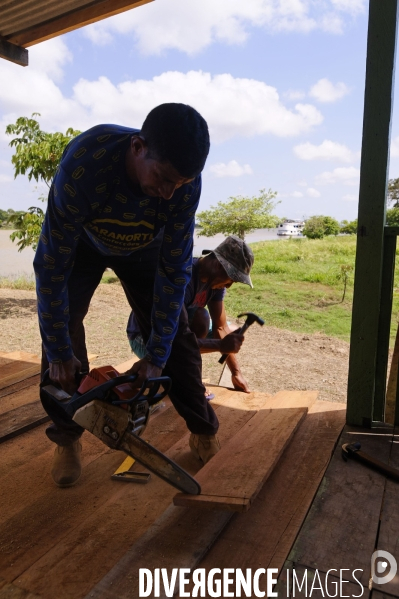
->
[347, 0, 398, 426]
[373, 232, 397, 422]
[0, 37, 28, 67]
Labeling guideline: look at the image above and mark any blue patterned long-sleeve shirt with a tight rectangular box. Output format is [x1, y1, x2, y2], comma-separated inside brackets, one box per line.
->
[33, 124, 201, 368]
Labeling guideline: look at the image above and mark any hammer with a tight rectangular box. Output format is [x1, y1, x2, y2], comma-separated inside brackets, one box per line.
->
[218, 312, 265, 364]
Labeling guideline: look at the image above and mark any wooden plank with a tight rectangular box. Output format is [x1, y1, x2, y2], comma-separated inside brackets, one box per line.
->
[85, 505, 233, 599]
[347, 0, 399, 426]
[82, 390, 272, 599]
[0, 401, 49, 444]
[0, 579, 42, 599]
[0, 384, 38, 415]
[0, 365, 40, 390]
[14, 389, 268, 599]
[374, 234, 397, 421]
[386, 327, 399, 425]
[0, 352, 40, 364]
[278, 425, 393, 590]
[174, 406, 307, 511]
[7, 0, 153, 47]
[195, 400, 344, 575]
[0, 376, 40, 400]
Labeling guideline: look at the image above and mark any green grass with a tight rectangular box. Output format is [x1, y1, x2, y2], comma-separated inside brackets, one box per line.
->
[0, 275, 35, 290]
[224, 235, 399, 345]
[4, 234, 399, 345]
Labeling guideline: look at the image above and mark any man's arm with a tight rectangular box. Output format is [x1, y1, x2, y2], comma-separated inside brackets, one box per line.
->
[144, 179, 201, 369]
[196, 335, 243, 354]
[208, 300, 250, 393]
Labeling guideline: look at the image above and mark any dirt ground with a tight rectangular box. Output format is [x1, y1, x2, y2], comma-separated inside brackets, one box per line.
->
[0, 284, 350, 403]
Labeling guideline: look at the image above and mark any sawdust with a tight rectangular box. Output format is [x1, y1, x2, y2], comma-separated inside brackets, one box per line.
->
[0, 284, 350, 403]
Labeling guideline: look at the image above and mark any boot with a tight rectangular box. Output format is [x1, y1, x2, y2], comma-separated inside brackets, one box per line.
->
[51, 441, 82, 487]
[189, 434, 221, 464]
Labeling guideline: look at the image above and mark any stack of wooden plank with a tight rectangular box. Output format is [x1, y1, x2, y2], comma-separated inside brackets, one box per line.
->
[0, 354, 346, 599]
[0, 351, 44, 444]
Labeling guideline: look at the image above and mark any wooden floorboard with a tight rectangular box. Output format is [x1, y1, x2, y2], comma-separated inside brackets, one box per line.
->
[84, 389, 270, 599]
[277, 424, 394, 591]
[193, 400, 345, 581]
[0, 384, 39, 414]
[14, 389, 266, 599]
[0, 401, 49, 444]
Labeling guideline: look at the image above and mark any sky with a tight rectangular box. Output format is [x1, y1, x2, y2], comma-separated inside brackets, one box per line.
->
[0, 0, 398, 223]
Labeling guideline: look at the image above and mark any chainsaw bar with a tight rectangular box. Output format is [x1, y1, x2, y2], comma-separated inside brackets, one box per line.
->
[120, 430, 200, 494]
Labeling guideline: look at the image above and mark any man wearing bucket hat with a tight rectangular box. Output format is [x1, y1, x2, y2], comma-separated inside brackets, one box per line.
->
[127, 235, 254, 393]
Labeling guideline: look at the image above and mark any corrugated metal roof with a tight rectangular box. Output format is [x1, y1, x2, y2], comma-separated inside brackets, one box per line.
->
[0, 0, 152, 65]
[0, 0, 95, 38]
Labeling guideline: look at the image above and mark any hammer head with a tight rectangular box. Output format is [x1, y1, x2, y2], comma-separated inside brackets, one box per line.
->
[238, 312, 265, 327]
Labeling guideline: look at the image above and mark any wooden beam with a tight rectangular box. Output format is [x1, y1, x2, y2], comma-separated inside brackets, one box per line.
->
[6, 0, 153, 48]
[347, 0, 399, 426]
[374, 234, 397, 421]
[0, 36, 28, 66]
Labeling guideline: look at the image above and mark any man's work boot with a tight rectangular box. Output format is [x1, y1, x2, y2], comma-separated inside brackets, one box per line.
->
[189, 434, 221, 464]
[51, 441, 82, 487]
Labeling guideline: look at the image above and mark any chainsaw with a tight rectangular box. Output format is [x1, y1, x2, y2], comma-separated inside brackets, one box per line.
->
[40, 365, 201, 495]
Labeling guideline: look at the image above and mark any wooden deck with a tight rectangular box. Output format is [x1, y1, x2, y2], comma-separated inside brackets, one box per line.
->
[0, 352, 352, 598]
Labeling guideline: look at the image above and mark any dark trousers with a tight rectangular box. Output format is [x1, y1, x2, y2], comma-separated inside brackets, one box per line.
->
[41, 238, 219, 445]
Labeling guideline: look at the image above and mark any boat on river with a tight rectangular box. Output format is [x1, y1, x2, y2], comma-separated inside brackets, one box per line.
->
[277, 219, 305, 236]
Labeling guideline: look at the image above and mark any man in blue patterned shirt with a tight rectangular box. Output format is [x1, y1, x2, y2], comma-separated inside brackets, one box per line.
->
[35, 103, 220, 487]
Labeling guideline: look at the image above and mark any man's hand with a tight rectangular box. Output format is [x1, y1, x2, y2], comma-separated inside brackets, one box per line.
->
[49, 355, 82, 395]
[126, 358, 163, 388]
[219, 332, 244, 355]
[231, 371, 250, 393]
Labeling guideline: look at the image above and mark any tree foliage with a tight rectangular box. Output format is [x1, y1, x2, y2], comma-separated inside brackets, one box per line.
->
[303, 215, 340, 239]
[386, 207, 399, 226]
[0, 208, 16, 228]
[340, 219, 358, 234]
[388, 178, 399, 207]
[5, 114, 80, 251]
[196, 189, 279, 240]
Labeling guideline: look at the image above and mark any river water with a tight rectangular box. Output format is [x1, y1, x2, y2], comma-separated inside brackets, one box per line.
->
[0, 228, 284, 277]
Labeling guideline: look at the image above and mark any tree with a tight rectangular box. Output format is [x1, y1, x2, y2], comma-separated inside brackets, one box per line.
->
[303, 215, 340, 239]
[5, 114, 80, 250]
[386, 207, 399, 227]
[196, 189, 279, 240]
[388, 178, 399, 207]
[340, 219, 358, 234]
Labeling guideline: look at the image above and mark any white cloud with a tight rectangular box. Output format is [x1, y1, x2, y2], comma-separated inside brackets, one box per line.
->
[315, 167, 360, 185]
[0, 66, 323, 144]
[292, 191, 304, 197]
[309, 78, 350, 103]
[209, 160, 253, 178]
[331, 0, 365, 15]
[284, 89, 306, 100]
[82, 0, 366, 55]
[0, 174, 12, 183]
[391, 136, 399, 158]
[28, 38, 72, 82]
[294, 139, 355, 162]
[297, 179, 308, 187]
[342, 193, 357, 202]
[306, 187, 321, 197]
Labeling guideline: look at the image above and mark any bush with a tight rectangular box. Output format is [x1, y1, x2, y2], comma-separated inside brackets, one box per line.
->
[303, 215, 340, 239]
[340, 219, 357, 234]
